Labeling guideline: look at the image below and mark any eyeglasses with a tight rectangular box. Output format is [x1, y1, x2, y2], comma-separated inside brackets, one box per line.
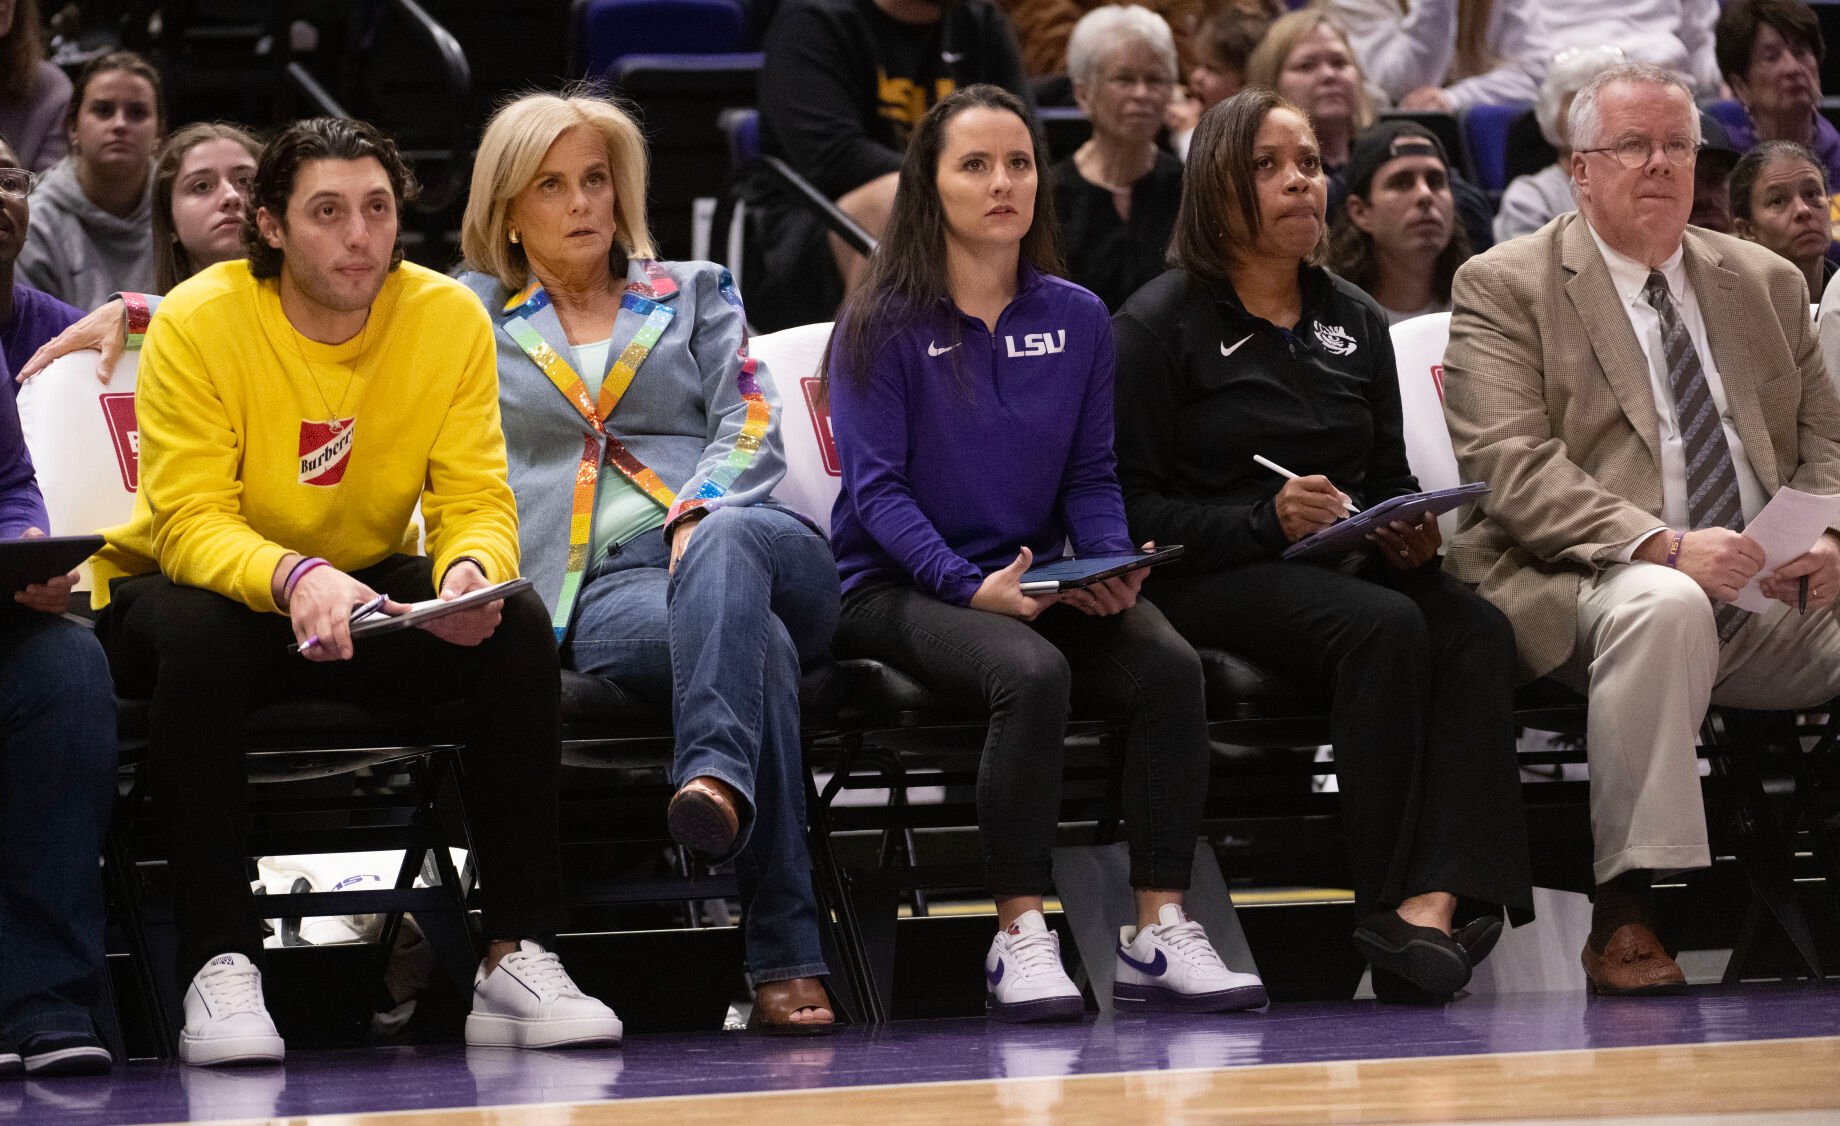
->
[1104, 71, 1174, 93]
[0, 168, 37, 200]
[1577, 136, 1700, 169]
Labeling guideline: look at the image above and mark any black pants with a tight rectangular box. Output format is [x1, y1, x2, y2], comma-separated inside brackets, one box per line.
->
[1151, 561, 1533, 920]
[96, 555, 566, 984]
[837, 585, 1209, 895]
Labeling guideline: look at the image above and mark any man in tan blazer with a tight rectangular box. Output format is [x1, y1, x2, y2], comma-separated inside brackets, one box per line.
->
[1443, 62, 1840, 996]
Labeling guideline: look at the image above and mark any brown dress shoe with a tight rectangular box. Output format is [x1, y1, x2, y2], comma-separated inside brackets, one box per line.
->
[667, 776, 740, 859]
[748, 977, 835, 1036]
[1580, 924, 1688, 996]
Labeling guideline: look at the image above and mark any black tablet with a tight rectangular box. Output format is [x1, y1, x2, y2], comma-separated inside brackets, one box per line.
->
[0, 534, 103, 595]
[1018, 545, 1184, 594]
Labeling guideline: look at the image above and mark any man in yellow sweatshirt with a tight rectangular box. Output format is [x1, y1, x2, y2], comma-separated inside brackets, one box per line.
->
[92, 118, 620, 1066]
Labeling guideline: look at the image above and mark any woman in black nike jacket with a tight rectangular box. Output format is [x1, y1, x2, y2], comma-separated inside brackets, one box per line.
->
[1111, 88, 1533, 1002]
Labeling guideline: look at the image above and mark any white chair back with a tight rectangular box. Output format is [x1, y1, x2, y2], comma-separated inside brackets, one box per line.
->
[15, 349, 140, 588]
[755, 321, 841, 535]
[1387, 312, 1463, 540]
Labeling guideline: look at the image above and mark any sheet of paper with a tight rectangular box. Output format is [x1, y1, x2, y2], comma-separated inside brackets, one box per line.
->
[1732, 487, 1840, 612]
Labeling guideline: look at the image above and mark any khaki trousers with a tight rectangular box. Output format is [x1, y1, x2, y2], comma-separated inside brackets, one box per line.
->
[1555, 563, 1840, 884]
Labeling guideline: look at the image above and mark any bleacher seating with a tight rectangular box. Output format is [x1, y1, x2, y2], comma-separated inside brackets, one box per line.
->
[1457, 102, 1530, 196]
[571, 0, 749, 79]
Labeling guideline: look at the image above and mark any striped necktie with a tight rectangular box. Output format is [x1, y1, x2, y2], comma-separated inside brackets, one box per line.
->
[1642, 269, 1748, 643]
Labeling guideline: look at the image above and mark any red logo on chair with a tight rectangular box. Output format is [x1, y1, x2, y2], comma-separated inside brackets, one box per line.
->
[801, 378, 840, 477]
[298, 419, 356, 486]
[1430, 363, 1445, 404]
[100, 393, 139, 491]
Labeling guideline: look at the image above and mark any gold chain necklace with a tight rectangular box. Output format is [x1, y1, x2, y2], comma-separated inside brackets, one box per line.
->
[291, 313, 369, 433]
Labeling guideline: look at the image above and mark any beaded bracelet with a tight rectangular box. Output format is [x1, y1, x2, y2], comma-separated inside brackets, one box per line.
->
[282, 556, 330, 605]
[1663, 530, 1685, 569]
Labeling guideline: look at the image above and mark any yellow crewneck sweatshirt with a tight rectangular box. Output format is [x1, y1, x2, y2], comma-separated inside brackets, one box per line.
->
[93, 259, 520, 611]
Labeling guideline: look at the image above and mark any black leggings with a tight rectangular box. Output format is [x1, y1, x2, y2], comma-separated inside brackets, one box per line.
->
[1150, 560, 1533, 920]
[836, 586, 1209, 896]
[97, 555, 566, 983]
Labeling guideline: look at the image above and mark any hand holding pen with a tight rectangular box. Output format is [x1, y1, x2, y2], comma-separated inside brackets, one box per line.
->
[288, 566, 410, 661]
[1255, 455, 1359, 543]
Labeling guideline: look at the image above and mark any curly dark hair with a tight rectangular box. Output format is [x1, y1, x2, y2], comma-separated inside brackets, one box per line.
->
[244, 117, 420, 280]
[1326, 194, 1472, 308]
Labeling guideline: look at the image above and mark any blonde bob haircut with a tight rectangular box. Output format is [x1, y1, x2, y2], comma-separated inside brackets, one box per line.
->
[461, 87, 656, 292]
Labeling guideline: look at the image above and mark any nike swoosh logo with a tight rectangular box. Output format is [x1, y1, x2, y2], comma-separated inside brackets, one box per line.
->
[1220, 334, 1253, 358]
[928, 341, 960, 357]
[942, 51, 965, 63]
[986, 960, 1004, 985]
[1117, 947, 1168, 976]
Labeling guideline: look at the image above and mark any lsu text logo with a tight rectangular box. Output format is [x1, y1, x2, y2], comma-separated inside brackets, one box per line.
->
[299, 419, 356, 486]
[1005, 330, 1066, 358]
[100, 393, 139, 491]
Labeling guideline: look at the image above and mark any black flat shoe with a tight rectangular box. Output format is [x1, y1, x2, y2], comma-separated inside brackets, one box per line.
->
[1352, 910, 1471, 996]
[1370, 965, 1455, 1005]
[1453, 915, 1504, 968]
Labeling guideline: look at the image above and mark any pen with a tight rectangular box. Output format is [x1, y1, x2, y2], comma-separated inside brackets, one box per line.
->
[1800, 575, 1809, 615]
[293, 594, 388, 654]
[1253, 455, 1360, 514]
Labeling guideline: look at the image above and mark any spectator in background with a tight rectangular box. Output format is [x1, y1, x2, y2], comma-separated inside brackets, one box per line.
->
[1716, 0, 1840, 187]
[1689, 115, 1744, 234]
[1495, 45, 1627, 243]
[1252, 11, 1493, 250]
[1055, 6, 1185, 310]
[0, 138, 79, 375]
[14, 123, 263, 386]
[1327, 121, 1471, 323]
[1730, 140, 1835, 299]
[1329, 0, 1544, 112]
[1170, 3, 1270, 160]
[1113, 88, 1531, 1003]
[152, 123, 260, 294]
[1003, 0, 1213, 80]
[750, 0, 1031, 325]
[0, 133, 116, 1081]
[0, 0, 69, 172]
[1244, 10, 1374, 173]
[17, 52, 164, 309]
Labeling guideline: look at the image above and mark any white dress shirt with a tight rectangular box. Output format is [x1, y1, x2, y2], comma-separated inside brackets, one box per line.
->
[1586, 222, 1768, 561]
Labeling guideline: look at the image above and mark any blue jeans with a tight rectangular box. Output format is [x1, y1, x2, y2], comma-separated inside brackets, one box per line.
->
[0, 611, 116, 1044]
[566, 506, 838, 984]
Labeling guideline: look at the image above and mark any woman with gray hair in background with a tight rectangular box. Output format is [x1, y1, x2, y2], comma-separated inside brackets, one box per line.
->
[1052, 4, 1185, 310]
[1494, 44, 1627, 243]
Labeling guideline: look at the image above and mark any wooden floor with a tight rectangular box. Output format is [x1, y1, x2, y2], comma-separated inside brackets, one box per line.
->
[291, 1035, 1840, 1126]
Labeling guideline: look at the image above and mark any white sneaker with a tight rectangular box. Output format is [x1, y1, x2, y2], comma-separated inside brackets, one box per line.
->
[984, 910, 1084, 1023]
[466, 940, 622, 1049]
[1113, 904, 1267, 1013]
[180, 954, 285, 1066]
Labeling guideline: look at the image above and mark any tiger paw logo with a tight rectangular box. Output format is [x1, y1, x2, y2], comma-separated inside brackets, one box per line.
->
[298, 418, 355, 486]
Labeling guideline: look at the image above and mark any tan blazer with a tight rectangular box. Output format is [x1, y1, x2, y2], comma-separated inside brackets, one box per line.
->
[1442, 212, 1840, 681]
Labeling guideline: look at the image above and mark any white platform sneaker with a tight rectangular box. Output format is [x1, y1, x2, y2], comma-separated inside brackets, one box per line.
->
[466, 940, 623, 1049]
[180, 954, 286, 1066]
[1113, 904, 1267, 1013]
[984, 910, 1084, 1023]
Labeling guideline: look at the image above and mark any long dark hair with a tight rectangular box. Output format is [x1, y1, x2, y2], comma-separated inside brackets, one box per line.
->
[1168, 87, 1327, 285]
[822, 84, 1064, 385]
[153, 122, 263, 292]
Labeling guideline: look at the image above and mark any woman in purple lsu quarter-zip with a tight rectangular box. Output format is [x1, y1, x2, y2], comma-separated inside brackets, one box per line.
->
[825, 84, 1267, 1024]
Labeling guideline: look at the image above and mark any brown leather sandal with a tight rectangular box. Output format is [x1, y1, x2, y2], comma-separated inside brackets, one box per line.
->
[667, 776, 740, 859]
[747, 977, 835, 1036]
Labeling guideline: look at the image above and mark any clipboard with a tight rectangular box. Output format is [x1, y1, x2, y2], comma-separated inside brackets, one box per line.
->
[1281, 483, 1489, 561]
[1018, 546, 1185, 593]
[350, 577, 533, 638]
[0, 534, 103, 595]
